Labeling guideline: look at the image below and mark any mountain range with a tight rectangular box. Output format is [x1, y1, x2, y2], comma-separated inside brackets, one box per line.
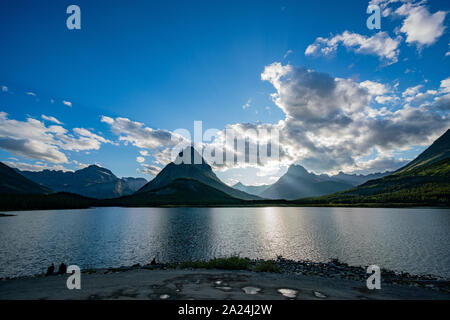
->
[258, 165, 390, 200]
[232, 182, 271, 196]
[1, 128, 449, 208]
[297, 129, 450, 206]
[18, 165, 147, 199]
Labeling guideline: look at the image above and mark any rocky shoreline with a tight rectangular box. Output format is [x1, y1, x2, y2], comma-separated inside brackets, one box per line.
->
[4, 257, 447, 294]
[270, 257, 450, 292]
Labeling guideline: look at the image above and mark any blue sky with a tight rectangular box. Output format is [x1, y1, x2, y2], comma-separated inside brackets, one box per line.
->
[0, 0, 449, 185]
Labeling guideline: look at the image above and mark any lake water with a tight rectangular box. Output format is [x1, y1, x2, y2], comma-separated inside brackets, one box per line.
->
[0, 207, 449, 278]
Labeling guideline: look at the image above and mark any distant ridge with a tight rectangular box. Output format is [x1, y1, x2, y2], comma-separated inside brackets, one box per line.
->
[19, 165, 147, 199]
[232, 182, 270, 196]
[260, 165, 389, 200]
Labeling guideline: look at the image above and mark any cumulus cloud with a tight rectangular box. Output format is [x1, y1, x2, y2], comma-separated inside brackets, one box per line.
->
[350, 156, 410, 174]
[101, 116, 188, 166]
[305, 31, 401, 64]
[63, 100, 72, 107]
[0, 137, 68, 163]
[0, 112, 112, 163]
[440, 77, 450, 94]
[138, 164, 162, 176]
[360, 80, 389, 96]
[396, 3, 447, 48]
[360, 80, 400, 105]
[258, 62, 449, 173]
[41, 115, 63, 125]
[402, 84, 423, 97]
[100, 63, 448, 175]
[5, 161, 72, 172]
[101, 116, 186, 150]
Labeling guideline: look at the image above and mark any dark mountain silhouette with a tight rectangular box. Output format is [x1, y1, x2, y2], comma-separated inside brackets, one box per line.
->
[232, 182, 271, 196]
[102, 178, 244, 206]
[0, 192, 93, 211]
[137, 146, 260, 200]
[298, 129, 450, 205]
[19, 165, 145, 199]
[0, 162, 51, 194]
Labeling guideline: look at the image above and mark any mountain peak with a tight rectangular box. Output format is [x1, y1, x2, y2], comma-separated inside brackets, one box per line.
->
[174, 146, 207, 166]
[86, 164, 104, 170]
[287, 164, 309, 176]
[136, 146, 260, 200]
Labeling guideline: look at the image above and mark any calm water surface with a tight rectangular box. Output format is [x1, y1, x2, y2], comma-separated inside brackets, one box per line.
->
[0, 207, 449, 278]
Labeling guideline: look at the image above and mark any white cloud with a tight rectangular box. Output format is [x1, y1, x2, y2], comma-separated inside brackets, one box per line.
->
[350, 155, 409, 175]
[402, 84, 423, 97]
[396, 3, 447, 48]
[258, 62, 449, 173]
[305, 31, 401, 64]
[101, 63, 448, 175]
[360, 80, 389, 96]
[375, 95, 398, 104]
[94, 61, 450, 177]
[1, 86, 7, 92]
[26, 92, 36, 96]
[41, 115, 63, 125]
[5, 161, 72, 172]
[138, 164, 162, 176]
[440, 77, 450, 94]
[72, 160, 89, 169]
[0, 112, 112, 163]
[101, 116, 188, 166]
[63, 100, 72, 107]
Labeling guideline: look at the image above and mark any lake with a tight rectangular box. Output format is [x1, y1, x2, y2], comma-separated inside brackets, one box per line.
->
[0, 207, 449, 278]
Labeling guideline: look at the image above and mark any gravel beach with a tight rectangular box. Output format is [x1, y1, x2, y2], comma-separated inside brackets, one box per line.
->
[1, 258, 449, 300]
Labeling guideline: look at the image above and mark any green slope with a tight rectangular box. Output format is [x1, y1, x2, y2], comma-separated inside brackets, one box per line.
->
[396, 129, 450, 174]
[101, 178, 245, 206]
